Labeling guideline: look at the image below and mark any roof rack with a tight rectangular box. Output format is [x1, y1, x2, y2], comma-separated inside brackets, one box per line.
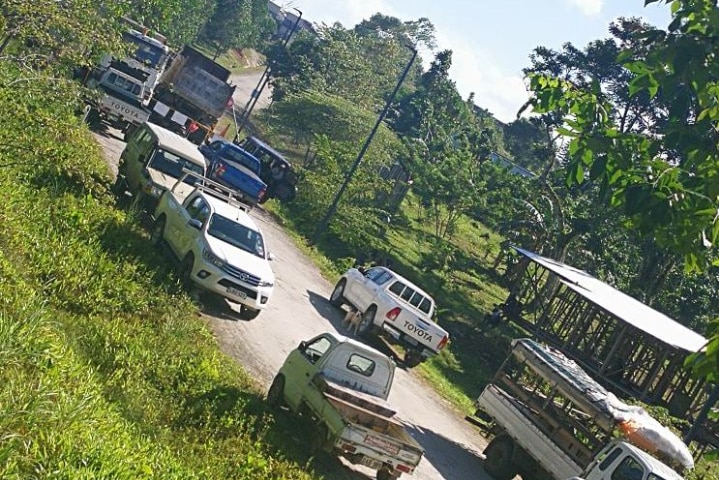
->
[173, 168, 252, 212]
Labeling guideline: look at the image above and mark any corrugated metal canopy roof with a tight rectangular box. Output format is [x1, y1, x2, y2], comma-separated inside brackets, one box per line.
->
[514, 247, 707, 353]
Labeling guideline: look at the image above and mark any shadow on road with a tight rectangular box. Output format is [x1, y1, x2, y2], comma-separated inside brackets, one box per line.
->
[405, 422, 490, 480]
[306, 290, 403, 365]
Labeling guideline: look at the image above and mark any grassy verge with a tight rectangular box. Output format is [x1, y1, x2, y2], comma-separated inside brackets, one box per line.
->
[0, 65, 320, 479]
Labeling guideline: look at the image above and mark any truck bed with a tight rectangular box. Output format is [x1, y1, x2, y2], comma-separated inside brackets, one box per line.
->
[315, 376, 424, 464]
[478, 384, 583, 480]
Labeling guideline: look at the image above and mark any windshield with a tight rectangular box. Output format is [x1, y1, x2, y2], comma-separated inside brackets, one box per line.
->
[219, 146, 261, 175]
[123, 32, 167, 69]
[207, 214, 266, 258]
[147, 149, 204, 184]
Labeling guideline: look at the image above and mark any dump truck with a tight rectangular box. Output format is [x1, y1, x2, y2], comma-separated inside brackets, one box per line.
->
[267, 332, 424, 480]
[473, 338, 691, 480]
[148, 45, 236, 144]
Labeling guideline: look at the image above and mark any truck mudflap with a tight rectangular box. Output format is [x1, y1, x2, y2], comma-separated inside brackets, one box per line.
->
[334, 424, 423, 474]
[476, 384, 582, 480]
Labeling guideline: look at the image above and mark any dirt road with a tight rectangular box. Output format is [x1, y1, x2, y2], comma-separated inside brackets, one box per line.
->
[91, 70, 493, 480]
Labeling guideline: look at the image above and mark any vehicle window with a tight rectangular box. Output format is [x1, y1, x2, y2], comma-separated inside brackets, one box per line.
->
[611, 456, 645, 480]
[372, 271, 393, 286]
[388, 281, 405, 297]
[303, 337, 332, 363]
[148, 149, 204, 182]
[647, 475, 666, 480]
[400, 286, 415, 302]
[107, 72, 141, 96]
[419, 297, 433, 315]
[134, 129, 154, 154]
[346, 354, 376, 377]
[186, 196, 205, 219]
[207, 214, 266, 258]
[209, 141, 223, 152]
[598, 447, 623, 471]
[409, 292, 424, 308]
[218, 146, 260, 175]
[365, 268, 390, 285]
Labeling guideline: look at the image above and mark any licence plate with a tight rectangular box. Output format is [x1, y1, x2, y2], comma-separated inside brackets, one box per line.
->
[359, 456, 382, 470]
[227, 287, 247, 299]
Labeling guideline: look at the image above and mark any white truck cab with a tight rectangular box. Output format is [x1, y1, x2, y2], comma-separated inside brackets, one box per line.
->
[571, 440, 684, 480]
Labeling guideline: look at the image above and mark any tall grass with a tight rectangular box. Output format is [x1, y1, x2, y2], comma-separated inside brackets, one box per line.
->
[0, 63, 318, 479]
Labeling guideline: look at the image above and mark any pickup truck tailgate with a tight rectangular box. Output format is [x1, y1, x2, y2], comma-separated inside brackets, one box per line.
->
[337, 421, 424, 471]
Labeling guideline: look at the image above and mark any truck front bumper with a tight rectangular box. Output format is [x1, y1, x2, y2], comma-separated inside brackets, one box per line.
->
[189, 261, 272, 310]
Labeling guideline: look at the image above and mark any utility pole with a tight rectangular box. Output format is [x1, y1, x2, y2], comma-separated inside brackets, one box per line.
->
[312, 45, 417, 244]
[234, 8, 302, 141]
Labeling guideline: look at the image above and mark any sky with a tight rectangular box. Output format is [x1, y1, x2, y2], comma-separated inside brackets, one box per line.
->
[280, 0, 673, 123]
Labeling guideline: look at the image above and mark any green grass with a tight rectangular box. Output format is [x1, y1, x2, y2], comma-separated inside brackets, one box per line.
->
[0, 64, 321, 480]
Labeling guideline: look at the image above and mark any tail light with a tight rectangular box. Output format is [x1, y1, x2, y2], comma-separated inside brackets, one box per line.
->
[437, 335, 449, 350]
[340, 443, 356, 453]
[259, 185, 267, 200]
[386, 307, 401, 321]
[397, 464, 411, 473]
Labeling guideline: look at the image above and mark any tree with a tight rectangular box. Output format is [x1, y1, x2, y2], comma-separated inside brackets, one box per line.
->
[1, 0, 125, 68]
[393, 50, 501, 240]
[525, 0, 719, 380]
[200, 0, 273, 59]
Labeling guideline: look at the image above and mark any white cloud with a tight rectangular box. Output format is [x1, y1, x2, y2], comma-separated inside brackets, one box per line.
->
[434, 33, 529, 124]
[292, 0, 397, 28]
[565, 0, 603, 16]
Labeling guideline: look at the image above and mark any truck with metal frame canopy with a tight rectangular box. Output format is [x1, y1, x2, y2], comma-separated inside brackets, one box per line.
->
[267, 332, 424, 480]
[473, 338, 691, 480]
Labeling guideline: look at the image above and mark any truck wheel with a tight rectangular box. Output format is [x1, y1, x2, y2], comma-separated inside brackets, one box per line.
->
[483, 435, 518, 480]
[329, 279, 346, 308]
[266, 374, 285, 407]
[357, 307, 378, 338]
[376, 467, 399, 480]
[238, 306, 260, 320]
[404, 349, 424, 368]
[310, 422, 329, 452]
[150, 216, 166, 246]
[181, 254, 195, 285]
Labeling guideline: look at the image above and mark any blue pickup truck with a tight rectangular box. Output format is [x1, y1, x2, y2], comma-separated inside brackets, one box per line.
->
[199, 139, 267, 206]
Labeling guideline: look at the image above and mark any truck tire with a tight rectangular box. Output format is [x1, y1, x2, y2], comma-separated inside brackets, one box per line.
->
[357, 307, 380, 338]
[329, 279, 346, 308]
[238, 306, 260, 320]
[483, 435, 518, 480]
[150, 216, 166, 246]
[376, 467, 399, 480]
[266, 374, 285, 407]
[181, 254, 195, 285]
[404, 349, 424, 368]
[310, 422, 329, 452]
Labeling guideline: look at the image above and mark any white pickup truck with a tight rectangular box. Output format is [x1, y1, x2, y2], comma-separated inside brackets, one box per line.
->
[151, 173, 275, 319]
[267, 332, 424, 480]
[473, 338, 690, 480]
[329, 267, 449, 367]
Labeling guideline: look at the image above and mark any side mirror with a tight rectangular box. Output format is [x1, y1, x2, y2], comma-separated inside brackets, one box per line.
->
[267, 252, 275, 261]
[298, 341, 307, 352]
[187, 218, 202, 230]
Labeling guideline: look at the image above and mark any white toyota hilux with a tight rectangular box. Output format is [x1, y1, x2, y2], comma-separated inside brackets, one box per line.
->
[329, 266, 449, 367]
[152, 173, 275, 320]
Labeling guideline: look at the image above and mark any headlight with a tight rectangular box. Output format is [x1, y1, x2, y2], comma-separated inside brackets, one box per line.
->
[202, 248, 225, 268]
[258, 280, 274, 288]
[150, 185, 164, 198]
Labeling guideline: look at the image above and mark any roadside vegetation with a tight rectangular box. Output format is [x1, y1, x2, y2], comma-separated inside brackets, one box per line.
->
[2, 0, 718, 478]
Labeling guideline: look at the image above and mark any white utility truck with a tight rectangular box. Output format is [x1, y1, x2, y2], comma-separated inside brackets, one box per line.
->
[473, 338, 692, 480]
[267, 332, 425, 480]
[329, 266, 449, 367]
[151, 172, 274, 319]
